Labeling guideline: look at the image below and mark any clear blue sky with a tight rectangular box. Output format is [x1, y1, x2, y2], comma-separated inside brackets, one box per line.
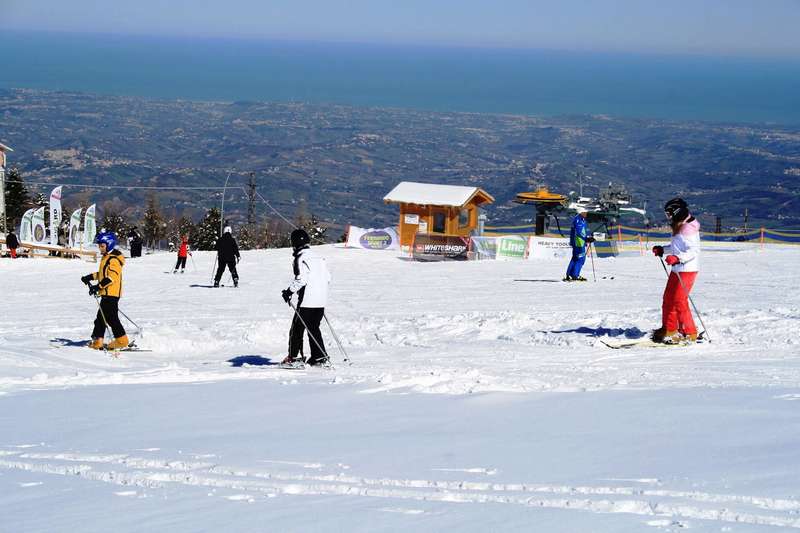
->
[3, 0, 799, 57]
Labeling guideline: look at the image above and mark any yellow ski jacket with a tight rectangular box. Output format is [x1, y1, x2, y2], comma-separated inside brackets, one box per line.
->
[92, 249, 125, 298]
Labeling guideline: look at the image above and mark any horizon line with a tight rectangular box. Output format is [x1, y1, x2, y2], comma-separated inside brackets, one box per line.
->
[3, 27, 800, 63]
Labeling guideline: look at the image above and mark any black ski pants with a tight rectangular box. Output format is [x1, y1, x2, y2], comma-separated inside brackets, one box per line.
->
[288, 307, 328, 365]
[92, 296, 126, 339]
[174, 256, 187, 270]
[214, 259, 238, 283]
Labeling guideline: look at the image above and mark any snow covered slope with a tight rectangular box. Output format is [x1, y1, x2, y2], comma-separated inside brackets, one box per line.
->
[1, 244, 799, 531]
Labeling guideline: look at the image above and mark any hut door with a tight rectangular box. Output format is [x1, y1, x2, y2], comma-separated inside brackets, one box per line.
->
[432, 211, 446, 233]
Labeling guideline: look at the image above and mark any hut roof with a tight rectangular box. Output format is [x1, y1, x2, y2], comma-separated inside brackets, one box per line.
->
[384, 181, 494, 208]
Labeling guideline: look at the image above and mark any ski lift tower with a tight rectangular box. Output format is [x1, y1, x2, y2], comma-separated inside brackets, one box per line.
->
[513, 181, 568, 235]
[0, 142, 13, 236]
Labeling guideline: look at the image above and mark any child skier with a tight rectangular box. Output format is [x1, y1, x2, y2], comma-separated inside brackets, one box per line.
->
[5, 229, 19, 258]
[564, 207, 595, 281]
[81, 231, 128, 350]
[281, 229, 332, 367]
[173, 234, 191, 273]
[651, 197, 701, 343]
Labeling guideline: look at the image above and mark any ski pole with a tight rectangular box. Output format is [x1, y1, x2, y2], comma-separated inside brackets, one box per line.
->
[659, 257, 711, 342]
[323, 313, 350, 365]
[118, 308, 143, 337]
[588, 242, 597, 282]
[189, 254, 197, 273]
[288, 301, 330, 364]
[211, 256, 218, 285]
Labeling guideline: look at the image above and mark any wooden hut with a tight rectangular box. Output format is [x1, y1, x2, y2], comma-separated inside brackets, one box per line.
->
[383, 181, 495, 248]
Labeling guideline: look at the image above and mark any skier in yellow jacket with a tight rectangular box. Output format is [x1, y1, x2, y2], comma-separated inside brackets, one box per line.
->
[81, 231, 128, 349]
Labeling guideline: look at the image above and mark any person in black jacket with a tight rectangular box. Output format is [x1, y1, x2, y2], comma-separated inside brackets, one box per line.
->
[214, 226, 240, 287]
[5, 229, 19, 259]
[127, 226, 143, 258]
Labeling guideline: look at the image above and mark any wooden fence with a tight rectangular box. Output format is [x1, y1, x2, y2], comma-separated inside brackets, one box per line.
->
[0, 238, 98, 261]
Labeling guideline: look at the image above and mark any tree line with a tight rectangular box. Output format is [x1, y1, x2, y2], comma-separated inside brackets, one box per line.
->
[3, 169, 328, 250]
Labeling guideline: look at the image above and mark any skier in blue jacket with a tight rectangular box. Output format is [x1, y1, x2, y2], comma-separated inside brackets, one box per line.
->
[564, 207, 595, 282]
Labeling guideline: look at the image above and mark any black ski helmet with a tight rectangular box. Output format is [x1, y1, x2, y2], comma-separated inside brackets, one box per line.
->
[290, 228, 310, 249]
[664, 197, 689, 224]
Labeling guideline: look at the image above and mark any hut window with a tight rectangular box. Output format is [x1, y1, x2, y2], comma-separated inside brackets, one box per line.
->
[433, 212, 446, 233]
[459, 208, 470, 227]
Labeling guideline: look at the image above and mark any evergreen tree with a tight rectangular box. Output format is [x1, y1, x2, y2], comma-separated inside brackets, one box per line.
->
[3, 168, 31, 228]
[292, 202, 327, 244]
[193, 207, 221, 250]
[236, 224, 257, 250]
[175, 215, 196, 241]
[33, 192, 47, 207]
[301, 213, 328, 244]
[142, 194, 166, 249]
[100, 211, 127, 237]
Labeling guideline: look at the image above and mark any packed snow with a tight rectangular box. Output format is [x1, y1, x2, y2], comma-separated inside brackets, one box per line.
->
[1, 242, 800, 532]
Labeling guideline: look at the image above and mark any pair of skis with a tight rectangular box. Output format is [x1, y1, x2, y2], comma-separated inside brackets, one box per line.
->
[599, 333, 704, 349]
[50, 338, 151, 357]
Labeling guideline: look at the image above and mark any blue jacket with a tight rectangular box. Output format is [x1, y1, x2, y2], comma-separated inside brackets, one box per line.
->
[570, 215, 588, 249]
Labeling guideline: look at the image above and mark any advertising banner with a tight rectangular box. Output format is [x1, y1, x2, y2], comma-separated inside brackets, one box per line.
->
[496, 235, 528, 260]
[19, 208, 34, 242]
[83, 204, 96, 248]
[69, 208, 83, 249]
[412, 234, 469, 261]
[32, 207, 47, 244]
[469, 236, 497, 260]
[526, 236, 572, 260]
[346, 225, 400, 250]
[49, 186, 62, 246]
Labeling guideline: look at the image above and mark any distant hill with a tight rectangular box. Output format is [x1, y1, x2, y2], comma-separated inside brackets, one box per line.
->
[3, 88, 799, 231]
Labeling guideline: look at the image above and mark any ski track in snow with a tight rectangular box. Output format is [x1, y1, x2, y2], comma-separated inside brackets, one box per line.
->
[3, 245, 800, 530]
[1, 447, 799, 529]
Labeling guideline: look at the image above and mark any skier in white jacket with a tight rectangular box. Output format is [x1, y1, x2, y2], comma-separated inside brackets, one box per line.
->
[651, 197, 701, 343]
[281, 229, 331, 366]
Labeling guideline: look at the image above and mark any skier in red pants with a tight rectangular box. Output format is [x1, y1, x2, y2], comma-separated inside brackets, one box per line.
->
[652, 198, 701, 344]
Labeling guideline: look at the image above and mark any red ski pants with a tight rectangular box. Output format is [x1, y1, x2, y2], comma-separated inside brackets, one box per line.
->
[662, 271, 698, 334]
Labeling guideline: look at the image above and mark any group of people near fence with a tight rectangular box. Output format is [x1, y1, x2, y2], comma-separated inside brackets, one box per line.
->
[76, 196, 698, 356]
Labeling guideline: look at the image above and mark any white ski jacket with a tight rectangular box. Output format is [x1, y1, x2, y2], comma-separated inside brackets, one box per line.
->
[669, 217, 701, 273]
[288, 247, 331, 308]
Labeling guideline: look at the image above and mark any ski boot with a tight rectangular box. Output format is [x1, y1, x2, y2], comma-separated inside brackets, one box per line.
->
[280, 354, 306, 368]
[233, 278, 239, 288]
[659, 330, 682, 344]
[87, 338, 104, 350]
[213, 281, 219, 288]
[574, 276, 588, 282]
[106, 335, 129, 350]
[562, 276, 574, 282]
[307, 356, 331, 368]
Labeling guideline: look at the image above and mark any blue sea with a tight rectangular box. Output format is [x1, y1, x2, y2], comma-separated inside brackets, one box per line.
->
[2, 31, 799, 125]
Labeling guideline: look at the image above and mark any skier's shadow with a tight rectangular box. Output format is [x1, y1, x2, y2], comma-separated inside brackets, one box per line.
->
[227, 355, 281, 367]
[51, 337, 89, 347]
[551, 326, 645, 339]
